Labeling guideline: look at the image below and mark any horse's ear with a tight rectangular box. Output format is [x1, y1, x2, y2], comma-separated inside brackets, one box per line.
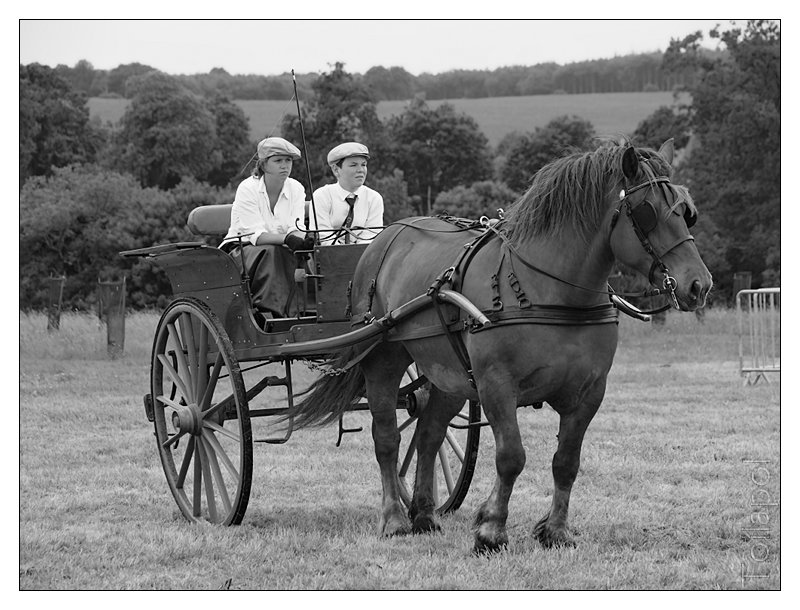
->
[621, 146, 638, 181]
[658, 138, 675, 166]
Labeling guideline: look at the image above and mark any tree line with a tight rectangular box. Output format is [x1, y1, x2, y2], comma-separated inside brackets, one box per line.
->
[53, 51, 706, 102]
[19, 21, 779, 311]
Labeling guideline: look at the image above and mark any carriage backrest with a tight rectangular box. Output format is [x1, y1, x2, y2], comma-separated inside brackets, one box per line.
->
[187, 204, 232, 236]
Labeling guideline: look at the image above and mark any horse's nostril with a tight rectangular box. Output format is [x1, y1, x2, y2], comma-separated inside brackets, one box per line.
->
[689, 279, 705, 302]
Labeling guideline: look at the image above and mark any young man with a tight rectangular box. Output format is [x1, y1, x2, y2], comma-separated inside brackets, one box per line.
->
[309, 142, 384, 245]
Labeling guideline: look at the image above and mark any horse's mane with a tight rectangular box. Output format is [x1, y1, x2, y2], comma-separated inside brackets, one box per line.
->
[503, 138, 674, 245]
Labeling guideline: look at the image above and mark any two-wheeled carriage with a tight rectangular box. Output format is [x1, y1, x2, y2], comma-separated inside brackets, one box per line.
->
[122, 204, 485, 526]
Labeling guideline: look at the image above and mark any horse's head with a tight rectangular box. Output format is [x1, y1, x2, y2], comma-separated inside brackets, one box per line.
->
[608, 140, 712, 311]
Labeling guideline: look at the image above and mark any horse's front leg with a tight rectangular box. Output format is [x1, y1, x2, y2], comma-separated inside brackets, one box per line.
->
[473, 385, 526, 554]
[534, 387, 604, 548]
[363, 350, 412, 537]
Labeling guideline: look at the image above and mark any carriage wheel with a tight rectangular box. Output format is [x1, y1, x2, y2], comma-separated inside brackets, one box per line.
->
[151, 297, 253, 525]
[396, 365, 481, 514]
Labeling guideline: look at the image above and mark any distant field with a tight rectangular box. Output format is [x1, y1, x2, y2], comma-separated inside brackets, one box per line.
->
[89, 91, 688, 147]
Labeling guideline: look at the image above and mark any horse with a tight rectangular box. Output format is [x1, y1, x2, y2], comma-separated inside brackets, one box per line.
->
[288, 138, 713, 553]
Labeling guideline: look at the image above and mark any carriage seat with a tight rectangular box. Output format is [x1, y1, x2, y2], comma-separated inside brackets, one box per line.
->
[187, 204, 232, 237]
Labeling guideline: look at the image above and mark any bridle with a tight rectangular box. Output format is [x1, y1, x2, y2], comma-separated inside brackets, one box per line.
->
[610, 173, 696, 310]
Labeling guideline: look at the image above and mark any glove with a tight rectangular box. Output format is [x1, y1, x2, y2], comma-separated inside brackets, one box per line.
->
[284, 233, 306, 251]
[302, 235, 315, 250]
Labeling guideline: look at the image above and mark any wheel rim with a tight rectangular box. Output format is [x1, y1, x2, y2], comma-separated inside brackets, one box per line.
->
[151, 299, 252, 525]
[396, 365, 480, 514]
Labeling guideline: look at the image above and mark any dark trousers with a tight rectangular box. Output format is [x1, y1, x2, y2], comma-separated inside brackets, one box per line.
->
[228, 244, 297, 318]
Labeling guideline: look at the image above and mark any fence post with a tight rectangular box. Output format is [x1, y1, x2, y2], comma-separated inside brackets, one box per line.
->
[98, 277, 126, 359]
[733, 271, 752, 300]
[46, 275, 66, 332]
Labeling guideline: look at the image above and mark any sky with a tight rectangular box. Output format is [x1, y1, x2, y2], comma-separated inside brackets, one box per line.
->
[18, 18, 738, 77]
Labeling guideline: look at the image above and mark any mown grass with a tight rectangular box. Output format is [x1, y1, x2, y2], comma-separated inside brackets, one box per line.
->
[19, 308, 780, 590]
[89, 91, 685, 148]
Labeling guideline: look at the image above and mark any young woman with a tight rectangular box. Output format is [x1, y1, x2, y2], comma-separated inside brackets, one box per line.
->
[221, 137, 313, 319]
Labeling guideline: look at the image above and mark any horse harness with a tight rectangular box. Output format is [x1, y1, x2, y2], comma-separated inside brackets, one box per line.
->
[350, 165, 694, 387]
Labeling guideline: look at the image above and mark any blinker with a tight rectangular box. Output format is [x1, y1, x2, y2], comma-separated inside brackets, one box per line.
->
[631, 200, 658, 234]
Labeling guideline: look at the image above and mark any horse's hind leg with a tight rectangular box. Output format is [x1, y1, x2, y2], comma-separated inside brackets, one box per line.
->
[362, 344, 413, 537]
[409, 386, 465, 534]
[534, 391, 603, 548]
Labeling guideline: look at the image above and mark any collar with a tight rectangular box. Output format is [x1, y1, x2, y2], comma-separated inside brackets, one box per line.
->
[259, 175, 289, 199]
[334, 183, 363, 200]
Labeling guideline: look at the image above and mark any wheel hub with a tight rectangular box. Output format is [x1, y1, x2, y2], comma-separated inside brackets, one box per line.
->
[171, 405, 203, 435]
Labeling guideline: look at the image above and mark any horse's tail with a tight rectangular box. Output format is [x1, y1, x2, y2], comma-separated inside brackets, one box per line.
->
[287, 346, 366, 430]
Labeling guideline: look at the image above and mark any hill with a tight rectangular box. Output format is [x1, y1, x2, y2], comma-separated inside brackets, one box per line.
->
[89, 91, 687, 148]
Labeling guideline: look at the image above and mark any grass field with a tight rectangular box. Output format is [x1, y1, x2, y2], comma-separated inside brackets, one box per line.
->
[18, 307, 780, 590]
[89, 91, 687, 148]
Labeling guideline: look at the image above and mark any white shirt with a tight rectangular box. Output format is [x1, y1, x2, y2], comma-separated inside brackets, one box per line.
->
[221, 175, 307, 247]
[309, 183, 384, 245]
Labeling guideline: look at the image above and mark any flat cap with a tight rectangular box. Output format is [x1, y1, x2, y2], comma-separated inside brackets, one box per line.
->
[257, 137, 301, 160]
[327, 142, 370, 165]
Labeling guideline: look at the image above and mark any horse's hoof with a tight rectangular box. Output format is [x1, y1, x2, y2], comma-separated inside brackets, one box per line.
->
[379, 514, 411, 538]
[533, 520, 576, 548]
[472, 535, 508, 556]
[412, 514, 442, 534]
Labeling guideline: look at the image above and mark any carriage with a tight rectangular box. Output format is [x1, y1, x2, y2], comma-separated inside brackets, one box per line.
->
[125, 139, 712, 552]
[122, 204, 486, 526]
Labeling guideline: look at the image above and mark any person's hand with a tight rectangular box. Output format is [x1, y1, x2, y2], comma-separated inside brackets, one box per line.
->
[302, 235, 315, 250]
[284, 233, 307, 251]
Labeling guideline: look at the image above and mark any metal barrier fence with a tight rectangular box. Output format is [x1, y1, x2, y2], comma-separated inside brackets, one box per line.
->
[737, 288, 780, 385]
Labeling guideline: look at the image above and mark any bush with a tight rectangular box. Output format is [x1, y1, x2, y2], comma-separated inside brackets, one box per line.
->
[20, 165, 236, 310]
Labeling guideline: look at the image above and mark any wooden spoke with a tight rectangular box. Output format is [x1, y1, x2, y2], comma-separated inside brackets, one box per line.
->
[157, 355, 192, 405]
[202, 435, 232, 515]
[199, 355, 224, 413]
[176, 436, 195, 489]
[196, 440, 218, 522]
[166, 322, 195, 403]
[192, 440, 202, 517]
[204, 420, 240, 443]
[444, 429, 466, 463]
[160, 428, 187, 450]
[202, 428, 239, 480]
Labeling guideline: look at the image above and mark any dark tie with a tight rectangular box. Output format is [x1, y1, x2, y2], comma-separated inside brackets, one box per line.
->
[343, 194, 357, 244]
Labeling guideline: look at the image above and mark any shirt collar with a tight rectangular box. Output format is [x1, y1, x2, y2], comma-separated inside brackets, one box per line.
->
[259, 176, 289, 199]
[335, 183, 362, 199]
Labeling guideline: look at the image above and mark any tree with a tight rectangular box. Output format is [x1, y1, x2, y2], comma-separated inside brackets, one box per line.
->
[363, 66, 416, 100]
[499, 115, 595, 193]
[632, 106, 691, 150]
[108, 71, 219, 189]
[368, 169, 416, 224]
[434, 180, 519, 220]
[19, 63, 105, 187]
[384, 97, 492, 213]
[664, 20, 780, 295]
[202, 92, 254, 187]
[281, 63, 388, 194]
[106, 62, 157, 96]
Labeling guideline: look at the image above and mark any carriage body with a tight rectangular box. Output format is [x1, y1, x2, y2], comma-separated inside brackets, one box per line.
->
[121, 205, 482, 526]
